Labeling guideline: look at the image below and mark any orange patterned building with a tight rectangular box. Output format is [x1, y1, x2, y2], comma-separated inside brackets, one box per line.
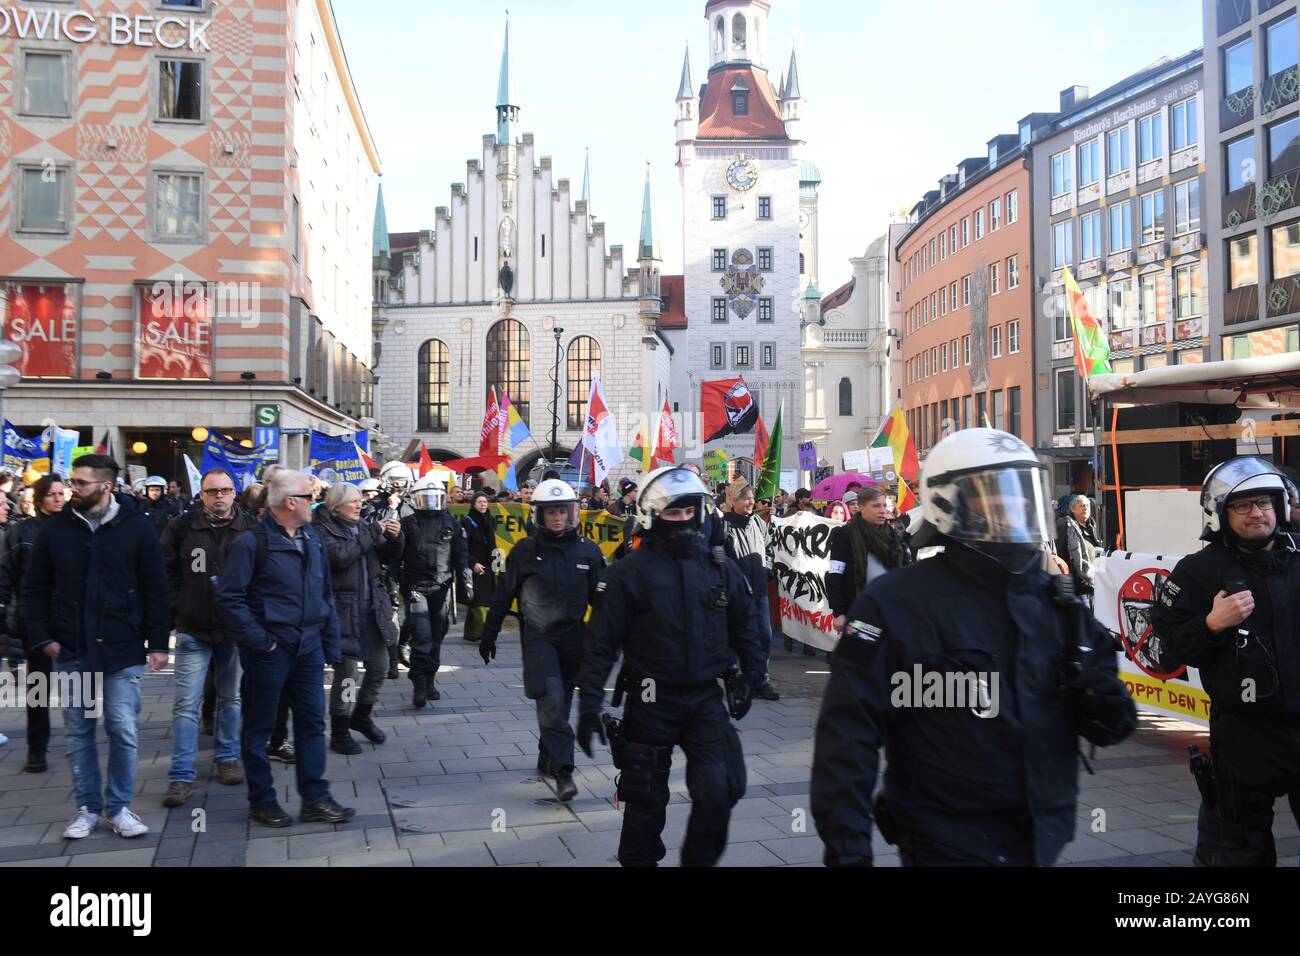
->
[0, 0, 379, 477]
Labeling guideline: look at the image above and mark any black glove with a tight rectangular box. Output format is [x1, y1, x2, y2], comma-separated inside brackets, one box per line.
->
[479, 636, 496, 665]
[577, 711, 607, 759]
[1067, 667, 1137, 746]
[724, 666, 754, 721]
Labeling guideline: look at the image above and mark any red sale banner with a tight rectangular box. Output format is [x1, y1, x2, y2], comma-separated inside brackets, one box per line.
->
[137, 283, 213, 380]
[1, 283, 78, 378]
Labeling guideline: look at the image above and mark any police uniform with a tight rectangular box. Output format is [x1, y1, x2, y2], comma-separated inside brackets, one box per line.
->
[1151, 528, 1300, 866]
[481, 527, 604, 776]
[811, 543, 1131, 865]
[398, 508, 470, 702]
[580, 527, 763, 867]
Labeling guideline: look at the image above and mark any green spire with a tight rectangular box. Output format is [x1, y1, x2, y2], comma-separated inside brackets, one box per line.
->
[676, 45, 693, 99]
[581, 149, 590, 205]
[496, 16, 518, 144]
[639, 164, 659, 261]
[372, 184, 390, 271]
[785, 47, 801, 99]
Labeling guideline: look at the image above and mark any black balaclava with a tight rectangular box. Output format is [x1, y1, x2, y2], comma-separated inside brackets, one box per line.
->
[651, 496, 703, 557]
[951, 538, 1043, 577]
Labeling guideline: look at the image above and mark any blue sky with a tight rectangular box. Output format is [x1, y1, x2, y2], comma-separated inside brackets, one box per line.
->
[334, 0, 1203, 292]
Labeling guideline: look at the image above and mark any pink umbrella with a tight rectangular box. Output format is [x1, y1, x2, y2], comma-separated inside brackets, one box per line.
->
[811, 472, 873, 500]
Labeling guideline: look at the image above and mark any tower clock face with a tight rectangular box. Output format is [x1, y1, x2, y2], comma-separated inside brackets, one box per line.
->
[726, 157, 759, 192]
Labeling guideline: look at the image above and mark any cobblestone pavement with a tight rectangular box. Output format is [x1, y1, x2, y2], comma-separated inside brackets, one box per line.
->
[0, 625, 1296, 867]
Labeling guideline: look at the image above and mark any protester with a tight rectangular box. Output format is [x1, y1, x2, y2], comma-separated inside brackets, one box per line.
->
[460, 491, 498, 643]
[159, 467, 256, 807]
[22, 455, 170, 839]
[825, 500, 850, 522]
[0, 490, 22, 752]
[216, 468, 354, 827]
[826, 485, 911, 634]
[843, 490, 859, 517]
[722, 478, 780, 701]
[792, 488, 814, 515]
[1055, 494, 1099, 604]
[608, 477, 638, 517]
[166, 478, 189, 514]
[16, 487, 35, 519]
[313, 482, 402, 754]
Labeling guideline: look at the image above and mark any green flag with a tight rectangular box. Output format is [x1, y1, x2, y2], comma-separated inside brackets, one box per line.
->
[754, 402, 783, 499]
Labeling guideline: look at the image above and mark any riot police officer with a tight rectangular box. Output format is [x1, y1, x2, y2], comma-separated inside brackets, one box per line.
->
[811, 429, 1136, 866]
[397, 474, 471, 707]
[377, 462, 416, 674]
[141, 475, 179, 537]
[578, 466, 763, 867]
[1151, 456, 1300, 866]
[480, 479, 604, 801]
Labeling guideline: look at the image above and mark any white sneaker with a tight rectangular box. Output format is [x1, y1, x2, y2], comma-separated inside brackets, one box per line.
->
[0, 732, 8, 746]
[107, 807, 149, 838]
[63, 807, 100, 839]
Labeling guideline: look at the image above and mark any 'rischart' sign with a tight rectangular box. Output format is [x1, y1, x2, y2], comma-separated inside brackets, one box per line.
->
[0, 8, 211, 51]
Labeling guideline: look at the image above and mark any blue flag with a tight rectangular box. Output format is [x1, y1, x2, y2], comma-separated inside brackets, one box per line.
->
[308, 430, 369, 485]
[199, 433, 265, 490]
[3, 421, 45, 473]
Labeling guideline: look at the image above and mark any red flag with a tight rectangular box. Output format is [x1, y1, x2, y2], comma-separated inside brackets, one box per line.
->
[417, 443, 434, 477]
[753, 412, 769, 465]
[497, 393, 511, 455]
[480, 387, 500, 456]
[652, 400, 680, 467]
[701, 377, 758, 443]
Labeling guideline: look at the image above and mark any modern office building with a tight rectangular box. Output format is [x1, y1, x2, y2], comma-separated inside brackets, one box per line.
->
[0, 0, 378, 477]
[1029, 51, 1207, 485]
[1203, 0, 1300, 367]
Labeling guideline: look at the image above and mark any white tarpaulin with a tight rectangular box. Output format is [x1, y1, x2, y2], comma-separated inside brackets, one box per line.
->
[770, 510, 841, 652]
[1093, 552, 1209, 727]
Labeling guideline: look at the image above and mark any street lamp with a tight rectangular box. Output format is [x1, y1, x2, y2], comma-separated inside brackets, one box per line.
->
[0, 340, 21, 432]
[549, 326, 564, 462]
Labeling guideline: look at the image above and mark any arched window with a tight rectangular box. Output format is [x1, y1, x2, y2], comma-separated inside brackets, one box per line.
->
[838, 377, 853, 417]
[417, 339, 450, 432]
[732, 13, 747, 51]
[486, 318, 531, 426]
[567, 336, 601, 429]
[714, 16, 724, 54]
[800, 252, 806, 275]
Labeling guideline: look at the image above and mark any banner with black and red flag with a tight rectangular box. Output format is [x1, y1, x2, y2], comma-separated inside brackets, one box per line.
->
[701, 376, 759, 443]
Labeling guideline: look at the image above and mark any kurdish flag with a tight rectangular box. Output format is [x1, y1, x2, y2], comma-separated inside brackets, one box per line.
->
[628, 425, 654, 473]
[754, 402, 783, 500]
[1063, 266, 1112, 378]
[871, 403, 920, 512]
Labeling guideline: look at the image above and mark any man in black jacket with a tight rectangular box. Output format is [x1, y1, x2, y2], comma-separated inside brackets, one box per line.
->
[141, 475, 178, 537]
[1151, 456, 1300, 866]
[722, 477, 779, 700]
[826, 485, 911, 634]
[398, 474, 471, 707]
[160, 467, 256, 808]
[22, 455, 171, 841]
[480, 479, 604, 801]
[578, 466, 763, 866]
[811, 429, 1136, 866]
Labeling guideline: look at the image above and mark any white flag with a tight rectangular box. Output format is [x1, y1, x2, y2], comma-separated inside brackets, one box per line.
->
[183, 454, 203, 498]
[581, 374, 623, 485]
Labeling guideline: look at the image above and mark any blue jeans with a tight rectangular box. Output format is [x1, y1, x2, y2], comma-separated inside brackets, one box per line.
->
[240, 642, 331, 808]
[755, 589, 774, 680]
[59, 661, 145, 817]
[170, 635, 242, 782]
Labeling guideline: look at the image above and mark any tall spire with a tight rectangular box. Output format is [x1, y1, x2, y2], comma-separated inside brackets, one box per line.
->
[496, 14, 519, 144]
[785, 47, 801, 100]
[639, 164, 659, 262]
[581, 148, 590, 205]
[676, 45, 693, 100]
[372, 184, 391, 271]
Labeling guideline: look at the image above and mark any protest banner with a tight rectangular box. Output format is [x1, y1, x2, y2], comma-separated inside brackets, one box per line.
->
[769, 510, 839, 652]
[308, 430, 369, 485]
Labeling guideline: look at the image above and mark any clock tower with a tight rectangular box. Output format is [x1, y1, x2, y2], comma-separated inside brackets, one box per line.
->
[666, 0, 806, 480]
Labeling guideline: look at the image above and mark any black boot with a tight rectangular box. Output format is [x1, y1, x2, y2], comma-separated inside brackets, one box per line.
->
[23, 751, 47, 773]
[427, 679, 441, 702]
[349, 701, 386, 744]
[329, 714, 362, 755]
[411, 673, 428, 709]
[386, 651, 399, 680]
[554, 768, 578, 802]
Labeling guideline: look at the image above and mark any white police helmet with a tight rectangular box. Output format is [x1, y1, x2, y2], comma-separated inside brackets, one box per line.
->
[920, 428, 1054, 546]
[359, 477, 381, 496]
[634, 466, 711, 532]
[379, 460, 414, 489]
[145, 475, 167, 490]
[533, 478, 579, 531]
[1200, 456, 1295, 535]
[409, 473, 447, 512]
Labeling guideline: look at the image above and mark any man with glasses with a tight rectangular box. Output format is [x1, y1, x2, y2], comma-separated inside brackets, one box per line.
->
[216, 469, 353, 827]
[1152, 457, 1300, 867]
[22, 455, 171, 840]
[159, 467, 257, 807]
